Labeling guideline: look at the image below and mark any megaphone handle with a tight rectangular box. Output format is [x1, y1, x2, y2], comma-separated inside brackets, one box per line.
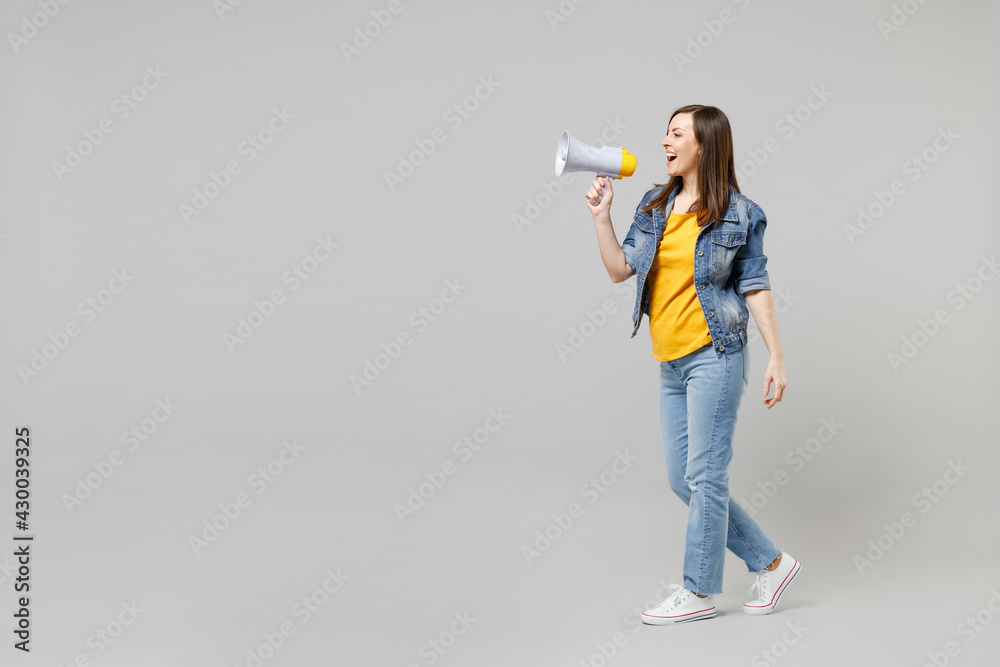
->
[591, 174, 613, 206]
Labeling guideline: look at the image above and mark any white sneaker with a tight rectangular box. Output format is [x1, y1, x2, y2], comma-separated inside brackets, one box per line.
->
[743, 551, 801, 615]
[641, 583, 716, 625]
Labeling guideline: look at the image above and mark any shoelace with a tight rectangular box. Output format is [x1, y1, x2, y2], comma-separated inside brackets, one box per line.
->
[656, 583, 691, 610]
[748, 572, 769, 601]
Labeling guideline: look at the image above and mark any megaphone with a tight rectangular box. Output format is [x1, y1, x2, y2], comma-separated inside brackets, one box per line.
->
[554, 131, 637, 205]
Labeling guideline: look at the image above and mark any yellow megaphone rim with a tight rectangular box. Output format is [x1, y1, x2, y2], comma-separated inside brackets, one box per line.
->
[618, 148, 637, 178]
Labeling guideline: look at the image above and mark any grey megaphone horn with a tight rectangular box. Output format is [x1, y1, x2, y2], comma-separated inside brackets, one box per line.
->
[554, 131, 637, 205]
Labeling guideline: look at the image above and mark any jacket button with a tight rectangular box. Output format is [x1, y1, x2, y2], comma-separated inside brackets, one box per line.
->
[719, 346, 725, 352]
[699, 284, 705, 289]
[708, 311, 714, 317]
[697, 250, 703, 256]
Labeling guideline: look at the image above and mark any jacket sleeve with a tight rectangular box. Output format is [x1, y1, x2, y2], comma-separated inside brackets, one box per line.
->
[733, 204, 771, 295]
[621, 200, 650, 275]
[622, 221, 638, 275]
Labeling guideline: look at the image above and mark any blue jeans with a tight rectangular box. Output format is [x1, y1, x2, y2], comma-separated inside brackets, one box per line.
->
[658, 342, 781, 596]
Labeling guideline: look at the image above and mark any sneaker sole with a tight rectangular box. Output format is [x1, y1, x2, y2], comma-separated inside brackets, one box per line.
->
[743, 560, 801, 615]
[641, 608, 716, 625]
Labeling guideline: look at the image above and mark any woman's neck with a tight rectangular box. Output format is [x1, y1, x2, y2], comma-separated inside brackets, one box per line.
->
[677, 176, 699, 202]
[672, 179, 700, 214]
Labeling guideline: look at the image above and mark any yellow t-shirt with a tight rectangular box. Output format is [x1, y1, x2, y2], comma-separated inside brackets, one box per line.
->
[647, 210, 713, 361]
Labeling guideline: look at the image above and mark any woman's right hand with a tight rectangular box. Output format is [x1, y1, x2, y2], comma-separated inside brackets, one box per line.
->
[586, 175, 613, 216]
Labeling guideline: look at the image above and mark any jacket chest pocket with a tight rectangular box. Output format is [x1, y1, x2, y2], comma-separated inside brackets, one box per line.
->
[634, 216, 657, 255]
[636, 231, 655, 255]
[709, 230, 746, 276]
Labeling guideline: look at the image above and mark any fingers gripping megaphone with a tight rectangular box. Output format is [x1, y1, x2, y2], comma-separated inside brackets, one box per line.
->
[554, 131, 637, 205]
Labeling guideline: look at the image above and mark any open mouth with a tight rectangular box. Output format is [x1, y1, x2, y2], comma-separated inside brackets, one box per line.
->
[667, 154, 678, 163]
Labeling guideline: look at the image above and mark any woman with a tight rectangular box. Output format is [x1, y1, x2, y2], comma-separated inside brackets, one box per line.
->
[587, 105, 799, 625]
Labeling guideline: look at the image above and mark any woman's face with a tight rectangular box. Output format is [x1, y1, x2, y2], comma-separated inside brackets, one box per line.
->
[662, 113, 701, 180]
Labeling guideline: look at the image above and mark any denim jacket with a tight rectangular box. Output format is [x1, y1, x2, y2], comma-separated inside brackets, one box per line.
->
[621, 183, 771, 357]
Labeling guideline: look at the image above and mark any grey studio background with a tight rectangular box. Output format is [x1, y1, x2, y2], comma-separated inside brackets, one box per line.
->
[1, 0, 998, 665]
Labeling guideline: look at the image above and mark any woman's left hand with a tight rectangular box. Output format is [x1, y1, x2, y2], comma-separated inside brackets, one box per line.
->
[761, 357, 786, 409]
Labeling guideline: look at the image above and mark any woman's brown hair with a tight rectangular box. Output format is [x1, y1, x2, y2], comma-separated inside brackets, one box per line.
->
[639, 105, 740, 230]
